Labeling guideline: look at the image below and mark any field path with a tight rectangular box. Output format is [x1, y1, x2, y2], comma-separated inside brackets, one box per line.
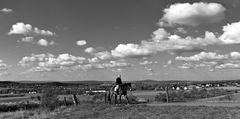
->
[146, 101, 240, 107]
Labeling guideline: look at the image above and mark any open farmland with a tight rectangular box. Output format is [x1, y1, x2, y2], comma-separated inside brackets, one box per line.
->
[0, 93, 40, 103]
[131, 90, 163, 101]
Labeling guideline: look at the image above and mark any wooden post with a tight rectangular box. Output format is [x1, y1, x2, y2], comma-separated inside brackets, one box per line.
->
[104, 93, 107, 104]
[64, 97, 67, 106]
[166, 85, 169, 103]
[108, 91, 111, 104]
[72, 94, 79, 105]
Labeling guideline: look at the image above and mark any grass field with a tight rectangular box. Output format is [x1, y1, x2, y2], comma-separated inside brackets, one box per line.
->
[0, 93, 40, 103]
[2, 90, 240, 118]
[131, 90, 162, 101]
[2, 103, 240, 119]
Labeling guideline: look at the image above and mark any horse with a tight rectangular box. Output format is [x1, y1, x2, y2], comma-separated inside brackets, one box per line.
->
[108, 83, 132, 104]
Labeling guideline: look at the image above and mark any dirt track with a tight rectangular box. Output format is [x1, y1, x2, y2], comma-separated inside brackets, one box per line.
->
[147, 101, 240, 107]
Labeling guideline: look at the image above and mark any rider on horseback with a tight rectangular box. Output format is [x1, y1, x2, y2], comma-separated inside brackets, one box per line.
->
[114, 75, 122, 94]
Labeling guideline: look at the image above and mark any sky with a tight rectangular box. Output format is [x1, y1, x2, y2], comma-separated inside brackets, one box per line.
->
[1, 0, 240, 81]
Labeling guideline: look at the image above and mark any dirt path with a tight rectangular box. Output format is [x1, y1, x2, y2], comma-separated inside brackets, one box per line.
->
[146, 101, 240, 107]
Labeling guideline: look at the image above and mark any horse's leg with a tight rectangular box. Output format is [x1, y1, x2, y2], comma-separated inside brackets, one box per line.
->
[119, 94, 122, 104]
[109, 92, 114, 104]
[115, 94, 118, 104]
[125, 95, 129, 104]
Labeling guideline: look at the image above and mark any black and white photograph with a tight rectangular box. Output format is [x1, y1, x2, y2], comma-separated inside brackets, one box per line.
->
[1, 0, 240, 118]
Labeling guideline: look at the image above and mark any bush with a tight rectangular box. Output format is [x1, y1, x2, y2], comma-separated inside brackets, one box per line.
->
[41, 88, 60, 110]
[219, 94, 234, 101]
[0, 102, 39, 112]
[155, 88, 233, 102]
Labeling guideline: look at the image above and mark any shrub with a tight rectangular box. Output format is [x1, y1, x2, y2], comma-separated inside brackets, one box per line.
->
[219, 94, 234, 101]
[41, 88, 60, 110]
[155, 88, 233, 102]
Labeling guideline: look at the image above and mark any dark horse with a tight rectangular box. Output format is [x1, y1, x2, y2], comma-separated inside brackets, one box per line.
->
[108, 83, 132, 104]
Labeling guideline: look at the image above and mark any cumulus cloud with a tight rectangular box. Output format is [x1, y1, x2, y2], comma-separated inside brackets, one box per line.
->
[76, 40, 87, 46]
[37, 39, 49, 46]
[139, 60, 157, 65]
[111, 44, 155, 58]
[92, 20, 240, 59]
[141, 22, 240, 55]
[0, 8, 13, 14]
[94, 51, 112, 60]
[176, 52, 228, 61]
[219, 21, 240, 44]
[0, 61, 8, 71]
[0, 60, 10, 76]
[151, 28, 170, 42]
[21, 37, 34, 43]
[230, 52, 240, 60]
[84, 47, 96, 54]
[78, 60, 132, 71]
[178, 63, 194, 69]
[19, 52, 134, 74]
[8, 22, 55, 36]
[159, 2, 226, 26]
[19, 53, 87, 73]
[36, 39, 55, 47]
[215, 63, 240, 69]
[175, 51, 240, 70]
[175, 27, 187, 34]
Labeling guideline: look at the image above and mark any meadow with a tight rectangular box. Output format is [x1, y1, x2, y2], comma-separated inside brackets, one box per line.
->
[2, 103, 240, 119]
[1, 85, 240, 119]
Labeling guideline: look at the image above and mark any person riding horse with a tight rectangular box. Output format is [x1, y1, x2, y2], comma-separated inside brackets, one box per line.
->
[114, 75, 122, 94]
[108, 75, 132, 104]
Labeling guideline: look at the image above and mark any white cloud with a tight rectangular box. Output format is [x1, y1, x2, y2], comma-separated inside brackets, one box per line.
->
[94, 51, 112, 60]
[219, 21, 240, 44]
[175, 51, 240, 70]
[21, 37, 34, 42]
[160, 2, 226, 26]
[151, 28, 170, 42]
[19, 53, 87, 73]
[84, 47, 96, 54]
[175, 27, 187, 34]
[76, 40, 87, 46]
[78, 60, 132, 71]
[102, 61, 132, 68]
[88, 57, 100, 63]
[0, 71, 11, 76]
[49, 40, 55, 45]
[0, 8, 13, 14]
[0, 62, 8, 71]
[176, 52, 228, 61]
[37, 39, 48, 46]
[178, 63, 194, 69]
[230, 52, 240, 60]
[139, 60, 157, 65]
[8, 22, 55, 36]
[111, 43, 155, 58]
[215, 63, 240, 69]
[0, 60, 10, 76]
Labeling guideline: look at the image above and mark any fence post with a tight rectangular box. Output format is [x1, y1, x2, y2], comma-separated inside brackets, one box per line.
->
[105, 93, 107, 104]
[166, 85, 169, 103]
[64, 97, 67, 105]
[72, 94, 79, 105]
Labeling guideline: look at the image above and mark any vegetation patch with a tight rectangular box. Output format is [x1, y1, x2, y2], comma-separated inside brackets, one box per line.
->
[155, 88, 233, 102]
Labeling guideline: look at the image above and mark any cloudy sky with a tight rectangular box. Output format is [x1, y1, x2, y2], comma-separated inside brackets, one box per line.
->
[1, 0, 240, 81]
